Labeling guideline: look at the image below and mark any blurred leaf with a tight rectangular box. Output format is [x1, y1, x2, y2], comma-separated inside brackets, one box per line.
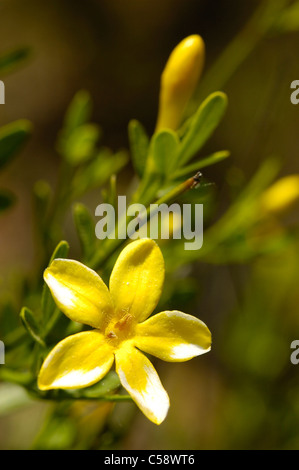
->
[73, 203, 96, 261]
[172, 150, 230, 180]
[0, 189, 15, 212]
[0, 120, 32, 170]
[59, 124, 101, 165]
[41, 241, 69, 327]
[33, 411, 77, 450]
[33, 180, 52, 225]
[0, 47, 31, 75]
[72, 149, 129, 197]
[101, 174, 117, 207]
[20, 307, 46, 348]
[272, 2, 299, 33]
[151, 129, 179, 176]
[57, 91, 100, 166]
[0, 299, 19, 337]
[128, 119, 149, 178]
[177, 92, 228, 167]
[0, 383, 33, 416]
[202, 156, 282, 253]
[63, 89, 92, 134]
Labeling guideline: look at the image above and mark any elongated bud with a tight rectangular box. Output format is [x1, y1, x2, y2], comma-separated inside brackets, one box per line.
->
[259, 175, 299, 215]
[155, 35, 205, 132]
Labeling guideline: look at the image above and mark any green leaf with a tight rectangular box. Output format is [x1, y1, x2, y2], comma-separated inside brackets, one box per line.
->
[0, 189, 15, 212]
[37, 371, 128, 403]
[73, 203, 96, 261]
[272, 3, 299, 33]
[57, 90, 98, 166]
[128, 119, 149, 178]
[172, 150, 230, 180]
[49, 240, 70, 264]
[33, 413, 77, 450]
[72, 149, 129, 197]
[177, 92, 228, 167]
[60, 123, 101, 165]
[32, 180, 52, 224]
[101, 174, 117, 206]
[63, 89, 92, 133]
[0, 47, 31, 75]
[0, 120, 32, 170]
[0, 299, 19, 337]
[41, 241, 69, 326]
[206, 156, 282, 243]
[20, 307, 46, 348]
[68, 371, 121, 399]
[133, 130, 179, 205]
[151, 129, 179, 176]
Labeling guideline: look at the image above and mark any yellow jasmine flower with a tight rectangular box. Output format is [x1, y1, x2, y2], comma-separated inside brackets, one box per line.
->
[38, 238, 211, 424]
[156, 34, 205, 132]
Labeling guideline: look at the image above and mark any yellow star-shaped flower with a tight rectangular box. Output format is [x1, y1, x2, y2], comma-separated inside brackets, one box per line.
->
[38, 238, 211, 424]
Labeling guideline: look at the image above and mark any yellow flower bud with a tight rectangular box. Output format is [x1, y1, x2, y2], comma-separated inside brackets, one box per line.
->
[155, 35, 205, 132]
[259, 175, 299, 215]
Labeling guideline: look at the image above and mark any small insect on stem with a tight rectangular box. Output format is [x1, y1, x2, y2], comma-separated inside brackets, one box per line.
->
[192, 171, 202, 189]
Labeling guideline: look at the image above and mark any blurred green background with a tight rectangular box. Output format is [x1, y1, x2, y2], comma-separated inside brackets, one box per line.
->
[0, 0, 299, 450]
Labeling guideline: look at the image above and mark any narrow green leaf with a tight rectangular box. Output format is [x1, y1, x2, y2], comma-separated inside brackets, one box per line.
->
[172, 150, 230, 180]
[151, 129, 179, 176]
[49, 240, 70, 264]
[128, 119, 149, 178]
[32, 180, 52, 224]
[0, 47, 31, 75]
[0, 120, 32, 169]
[0, 189, 15, 212]
[20, 307, 46, 348]
[68, 371, 121, 399]
[63, 89, 92, 133]
[73, 203, 96, 261]
[106, 174, 117, 206]
[72, 149, 129, 197]
[206, 156, 282, 243]
[0, 299, 18, 336]
[177, 92, 228, 167]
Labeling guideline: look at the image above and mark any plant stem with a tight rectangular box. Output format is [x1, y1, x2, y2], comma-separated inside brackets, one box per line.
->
[89, 172, 202, 270]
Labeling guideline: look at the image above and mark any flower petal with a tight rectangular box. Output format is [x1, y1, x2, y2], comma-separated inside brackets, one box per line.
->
[44, 259, 113, 329]
[115, 344, 169, 425]
[38, 330, 114, 390]
[109, 239, 165, 322]
[135, 310, 211, 362]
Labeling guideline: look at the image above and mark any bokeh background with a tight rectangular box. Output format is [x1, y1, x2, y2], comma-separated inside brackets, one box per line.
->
[0, 0, 299, 449]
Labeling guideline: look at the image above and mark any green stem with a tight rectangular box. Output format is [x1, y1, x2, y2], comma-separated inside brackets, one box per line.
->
[89, 172, 202, 270]
[33, 391, 132, 402]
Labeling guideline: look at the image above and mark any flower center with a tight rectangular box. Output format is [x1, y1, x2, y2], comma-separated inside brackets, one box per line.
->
[104, 313, 135, 346]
